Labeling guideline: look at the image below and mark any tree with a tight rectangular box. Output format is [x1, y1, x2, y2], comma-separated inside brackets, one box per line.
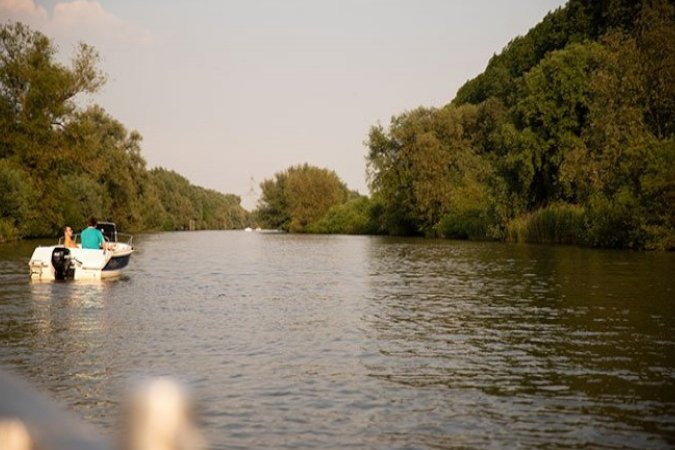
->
[148, 168, 247, 231]
[364, 0, 674, 248]
[0, 23, 105, 164]
[515, 41, 602, 207]
[0, 159, 35, 241]
[256, 164, 349, 232]
[308, 195, 379, 235]
[366, 105, 494, 236]
[0, 22, 247, 240]
[636, 0, 675, 139]
[256, 171, 290, 230]
[0, 23, 106, 235]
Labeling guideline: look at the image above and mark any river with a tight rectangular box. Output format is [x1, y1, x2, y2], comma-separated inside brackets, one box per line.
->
[1, 231, 674, 449]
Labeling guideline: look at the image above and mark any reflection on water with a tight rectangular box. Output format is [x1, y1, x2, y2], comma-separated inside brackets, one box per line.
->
[1, 233, 674, 449]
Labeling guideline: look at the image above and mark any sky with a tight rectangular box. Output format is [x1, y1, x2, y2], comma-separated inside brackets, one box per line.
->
[1, 0, 567, 209]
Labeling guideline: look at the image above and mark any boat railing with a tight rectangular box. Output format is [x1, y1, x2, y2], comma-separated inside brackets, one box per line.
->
[116, 232, 133, 247]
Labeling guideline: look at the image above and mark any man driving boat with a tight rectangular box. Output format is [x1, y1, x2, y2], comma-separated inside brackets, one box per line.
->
[81, 217, 109, 250]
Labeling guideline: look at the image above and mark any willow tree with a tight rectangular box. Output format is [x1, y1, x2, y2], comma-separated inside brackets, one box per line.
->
[0, 23, 105, 164]
[0, 22, 105, 236]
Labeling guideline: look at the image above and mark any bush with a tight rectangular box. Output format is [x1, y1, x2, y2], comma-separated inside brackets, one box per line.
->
[438, 208, 493, 240]
[0, 219, 19, 243]
[584, 191, 647, 249]
[437, 183, 497, 240]
[507, 203, 585, 245]
[308, 196, 379, 235]
[643, 225, 675, 251]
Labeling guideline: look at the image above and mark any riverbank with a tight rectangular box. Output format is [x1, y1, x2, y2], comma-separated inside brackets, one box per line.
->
[251, 190, 674, 251]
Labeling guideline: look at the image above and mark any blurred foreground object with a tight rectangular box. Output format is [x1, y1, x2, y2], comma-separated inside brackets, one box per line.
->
[0, 369, 108, 450]
[0, 370, 205, 450]
[125, 378, 205, 450]
[0, 419, 32, 450]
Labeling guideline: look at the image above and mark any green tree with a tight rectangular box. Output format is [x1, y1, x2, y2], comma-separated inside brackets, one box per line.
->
[515, 41, 602, 206]
[636, 0, 675, 139]
[256, 171, 290, 230]
[0, 159, 35, 241]
[0, 22, 106, 235]
[366, 105, 494, 236]
[0, 22, 247, 239]
[62, 106, 148, 230]
[148, 168, 247, 231]
[365, 0, 674, 248]
[256, 164, 349, 232]
[0, 23, 104, 166]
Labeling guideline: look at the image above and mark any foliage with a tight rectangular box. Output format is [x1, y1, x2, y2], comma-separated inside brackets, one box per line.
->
[584, 191, 646, 249]
[0, 159, 35, 241]
[437, 181, 498, 240]
[366, 105, 490, 236]
[452, 0, 643, 107]
[308, 196, 380, 235]
[365, 0, 675, 249]
[255, 164, 349, 232]
[148, 168, 247, 230]
[5, 0, 675, 252]
[0, 23, 247, 242]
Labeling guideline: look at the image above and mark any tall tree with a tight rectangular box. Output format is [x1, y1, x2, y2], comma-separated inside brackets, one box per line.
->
[256, 164, 348, 232]
[0, 22, 248, 241]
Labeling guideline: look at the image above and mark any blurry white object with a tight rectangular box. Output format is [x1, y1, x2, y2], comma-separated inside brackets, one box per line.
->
[126, 378, 205, 450]
[0, 420, 32, 450]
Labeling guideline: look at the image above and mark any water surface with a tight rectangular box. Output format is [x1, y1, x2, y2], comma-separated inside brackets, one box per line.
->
[1, 232, 674, 449]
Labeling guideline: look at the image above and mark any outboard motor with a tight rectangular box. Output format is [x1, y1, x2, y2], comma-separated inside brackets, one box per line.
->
[51, 247, 74, 280]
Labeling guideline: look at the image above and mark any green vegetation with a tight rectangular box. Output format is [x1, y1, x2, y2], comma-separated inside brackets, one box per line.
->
[308, 196, 380, 235]
[254, 1, 674, 250]
[5, 0, 675, 251]
[254, 164, 350, 233]
[506, 203, 585, 245]
[364, 0, 675, 250]
[254, 163, 382, 234]
[0, 23, 247, 242]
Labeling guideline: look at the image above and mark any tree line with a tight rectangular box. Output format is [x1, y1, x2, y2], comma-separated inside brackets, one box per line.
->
[255, 0, 674, 250]
[3, 0, 674, 250]
[0, 23, 247, 242]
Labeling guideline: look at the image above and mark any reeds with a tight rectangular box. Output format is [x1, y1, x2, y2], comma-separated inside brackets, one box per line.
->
[506, 203, 584, 245]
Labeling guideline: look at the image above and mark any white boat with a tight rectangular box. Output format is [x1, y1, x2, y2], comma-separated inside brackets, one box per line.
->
[29, 222, 134, 281]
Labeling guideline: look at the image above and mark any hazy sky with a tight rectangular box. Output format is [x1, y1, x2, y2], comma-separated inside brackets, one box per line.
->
[1, 0, 566, 209]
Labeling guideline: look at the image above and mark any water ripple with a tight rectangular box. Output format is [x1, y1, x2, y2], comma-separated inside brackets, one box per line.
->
[1, 233, 674, 449]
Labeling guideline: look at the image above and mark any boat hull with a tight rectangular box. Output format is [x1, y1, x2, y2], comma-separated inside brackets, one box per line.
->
[29, 244, 134, 281]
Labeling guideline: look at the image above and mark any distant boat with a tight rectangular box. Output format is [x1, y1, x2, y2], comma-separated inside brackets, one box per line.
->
[29, 222, 134, 281]
[244, 227, 253, 232]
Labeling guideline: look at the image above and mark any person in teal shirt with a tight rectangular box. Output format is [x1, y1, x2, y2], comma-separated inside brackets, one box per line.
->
[81, 217, 105, 250]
